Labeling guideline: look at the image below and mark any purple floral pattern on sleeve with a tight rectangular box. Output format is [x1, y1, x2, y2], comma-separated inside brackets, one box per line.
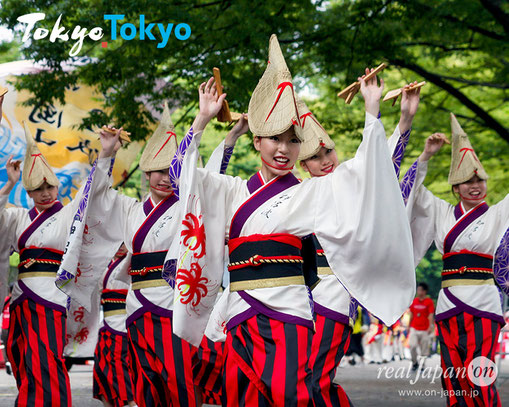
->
[57, 269, 74, 283]
[349, 297, 359, 322]
[108, 157, 115, 177]
[57, 159, 100, 284]
[494, 228, 509, 296]
[220, 146, 234, 175]
[392, 129, 411, 179]
[169, 127, 194, 198]
[163, 258, 177, 289]
[75, 160, 97, 222]
[400, 159, 418, 205]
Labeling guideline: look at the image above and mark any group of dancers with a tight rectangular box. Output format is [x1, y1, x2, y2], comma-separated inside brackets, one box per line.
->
[0, 34, 507, 407]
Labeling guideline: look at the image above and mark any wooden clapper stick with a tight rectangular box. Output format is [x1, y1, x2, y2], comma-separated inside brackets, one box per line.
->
[383, 81, 426, 106]
[213, 67, 241, 123]
[97, 126, 132, 143]
[337, 63, 387, 104]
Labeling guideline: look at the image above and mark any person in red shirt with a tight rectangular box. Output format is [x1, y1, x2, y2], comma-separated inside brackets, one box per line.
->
[1, 288, 12, 375]
[408, 282, 435, 370]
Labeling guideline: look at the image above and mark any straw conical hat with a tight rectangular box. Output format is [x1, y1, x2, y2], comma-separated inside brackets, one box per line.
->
[297, 100, 335, 160]
[139, 102, 177, 172]
[448, 113, 488, 185]
[248, 34, 303, 141]
[22, 122, 59, 191]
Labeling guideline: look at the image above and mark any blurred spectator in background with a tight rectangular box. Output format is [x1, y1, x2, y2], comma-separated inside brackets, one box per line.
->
[1, 284, 12, 375]
[346, 306, 369, 365]
[408, 282, 435, 371]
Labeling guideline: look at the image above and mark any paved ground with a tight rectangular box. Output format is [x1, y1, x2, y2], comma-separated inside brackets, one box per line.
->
[0, 354, 507, 406]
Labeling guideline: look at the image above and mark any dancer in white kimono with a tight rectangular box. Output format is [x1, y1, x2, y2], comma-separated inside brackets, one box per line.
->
[171, 34, 415, 406]
[297, 81, 421, 407]
[86, 95, 246, 407]
[402, 114, 509, 406]
[0, 122, 111, 407]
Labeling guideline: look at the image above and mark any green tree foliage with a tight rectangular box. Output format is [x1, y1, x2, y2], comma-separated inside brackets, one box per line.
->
[301, 0, 509, 203]
[1, 1, 506, 189]
[0, 0, 315, 140]
[1, 0, 507, 299]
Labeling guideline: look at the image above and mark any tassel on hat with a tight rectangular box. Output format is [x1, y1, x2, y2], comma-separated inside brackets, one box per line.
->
[22, 121, 59, 191]
[139, 102, 177, 172]
[448, 113, 488, 185]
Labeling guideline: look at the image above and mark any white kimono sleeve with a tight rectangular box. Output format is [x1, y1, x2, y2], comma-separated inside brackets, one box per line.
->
[171, 130, 245, 345]
[0, 195, 19, 288]
[285, 113, 416, 326]
[57, 157, 138, 311]
[492, 193, 509, 241]
[0, 194, 25, 249]
[405, 160, 451, 266]
[205, 140, 226, 172]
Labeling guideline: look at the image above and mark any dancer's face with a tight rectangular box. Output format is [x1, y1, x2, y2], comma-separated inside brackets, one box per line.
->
[416, 286, 427, 299]
[145, 169, 173, 203]
[300, 147, 339, 177]
[453, 175, 487, 209]
[27, 182, 58, 211]
[254, 128, 301, 181]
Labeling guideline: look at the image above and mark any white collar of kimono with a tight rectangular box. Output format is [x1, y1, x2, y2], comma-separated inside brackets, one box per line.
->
[257, 170, 286, 186]
[258, 170, 267, 185]
[459, 200, 487, 217]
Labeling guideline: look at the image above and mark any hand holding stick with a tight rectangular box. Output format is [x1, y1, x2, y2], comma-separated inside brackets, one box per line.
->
[337, 63, 387, 104]
[213, 67, 241, 122]
[97, 125, 131, 143]
[383, 81, 426, 106]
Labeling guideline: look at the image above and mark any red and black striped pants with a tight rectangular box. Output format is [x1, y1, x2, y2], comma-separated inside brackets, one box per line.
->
[308, 313, 353, 406]
[223, 314, 313, 406]
[437, 312, 502, 407]
[193, 335, 224, 405]
[7, 297, 71, 407]
[127, 311, 196, 407]
[93, 327, 134, 407]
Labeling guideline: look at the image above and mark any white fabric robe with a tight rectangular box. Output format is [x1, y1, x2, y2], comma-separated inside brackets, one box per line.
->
[405, 160, 509, 321]
[78, 140, 230, 322]
[173, 113, 416, 346]
[0, 192, 85, 309]
[88, 159, 178, 320]
[0, 179, 109, 357]
[312, 125, 408, 324]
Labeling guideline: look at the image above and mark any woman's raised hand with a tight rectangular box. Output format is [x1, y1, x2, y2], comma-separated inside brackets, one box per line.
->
[98, 125, 122, 158]
[198, 77, 227, 121]
[359, 67, 384, 117]
[419, 132, 450, 162]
